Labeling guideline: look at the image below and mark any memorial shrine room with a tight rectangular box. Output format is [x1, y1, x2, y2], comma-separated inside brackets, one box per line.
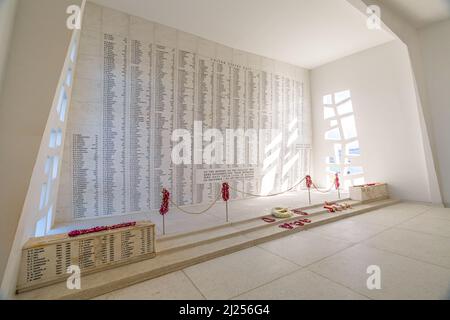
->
[0, 0, 449, 302]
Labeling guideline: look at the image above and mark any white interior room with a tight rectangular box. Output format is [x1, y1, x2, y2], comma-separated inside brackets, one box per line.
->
[0, 0, 450, 301]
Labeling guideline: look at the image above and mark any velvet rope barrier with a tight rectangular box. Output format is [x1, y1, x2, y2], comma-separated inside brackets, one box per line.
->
[311, 182, 334, 194]
[160, 174, 340, 234]
[228, 176, 307, 198]
[310, 174, 341, 198]
[169, 191, 222, 215]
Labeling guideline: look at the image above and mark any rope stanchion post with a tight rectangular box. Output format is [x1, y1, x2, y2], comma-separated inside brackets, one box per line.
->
[305, 175, 312, 205]
[222, 182, 230, 222]
[335, 173, 341, 199]
[160, 189, 170, 235]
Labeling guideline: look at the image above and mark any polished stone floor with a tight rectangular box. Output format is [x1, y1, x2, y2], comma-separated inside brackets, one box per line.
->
[94, 202, 450, 300]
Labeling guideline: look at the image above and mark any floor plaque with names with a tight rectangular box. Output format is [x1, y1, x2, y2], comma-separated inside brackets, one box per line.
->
[17, 221, 155, 293]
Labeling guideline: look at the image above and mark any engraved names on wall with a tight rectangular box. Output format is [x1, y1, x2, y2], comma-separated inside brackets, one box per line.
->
[57, 3, 311, 222]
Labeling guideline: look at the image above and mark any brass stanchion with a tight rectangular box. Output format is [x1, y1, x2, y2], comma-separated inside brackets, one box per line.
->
[226, 201, 229, 222]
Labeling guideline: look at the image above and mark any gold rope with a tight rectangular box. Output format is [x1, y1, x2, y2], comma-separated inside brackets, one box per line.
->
[228, 176, 307, 198]
[311, 182, 335, 194]
[169, 191, 222, 215]
[165, 175, 338, 215]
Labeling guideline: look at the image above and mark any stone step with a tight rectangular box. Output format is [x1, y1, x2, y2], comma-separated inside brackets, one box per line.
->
[16, 198, 399, 300]
[157, 198, 356, 254]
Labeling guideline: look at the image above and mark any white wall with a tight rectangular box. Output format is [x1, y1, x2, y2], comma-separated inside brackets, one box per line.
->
[0, 0, 18, 96]
[56, 2, 312, 223]
[311, 40, 432, 202]
[0, 0, 81, 295]
[420, 19, 450, 207]
[347, 0, 443, 205]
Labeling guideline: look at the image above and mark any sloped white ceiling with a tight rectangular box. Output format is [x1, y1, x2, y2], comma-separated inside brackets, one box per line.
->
[90, 0, 395, 69]
[378, 0, 450, 28]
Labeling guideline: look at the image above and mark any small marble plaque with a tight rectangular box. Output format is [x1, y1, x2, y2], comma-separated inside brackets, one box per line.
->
[17, 221, 155, 293]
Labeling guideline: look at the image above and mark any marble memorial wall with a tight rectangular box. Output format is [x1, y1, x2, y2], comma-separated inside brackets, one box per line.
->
[56, 3, 312, 222]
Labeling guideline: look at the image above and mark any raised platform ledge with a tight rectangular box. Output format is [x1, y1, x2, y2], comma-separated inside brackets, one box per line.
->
[16, 198, 400, 300]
